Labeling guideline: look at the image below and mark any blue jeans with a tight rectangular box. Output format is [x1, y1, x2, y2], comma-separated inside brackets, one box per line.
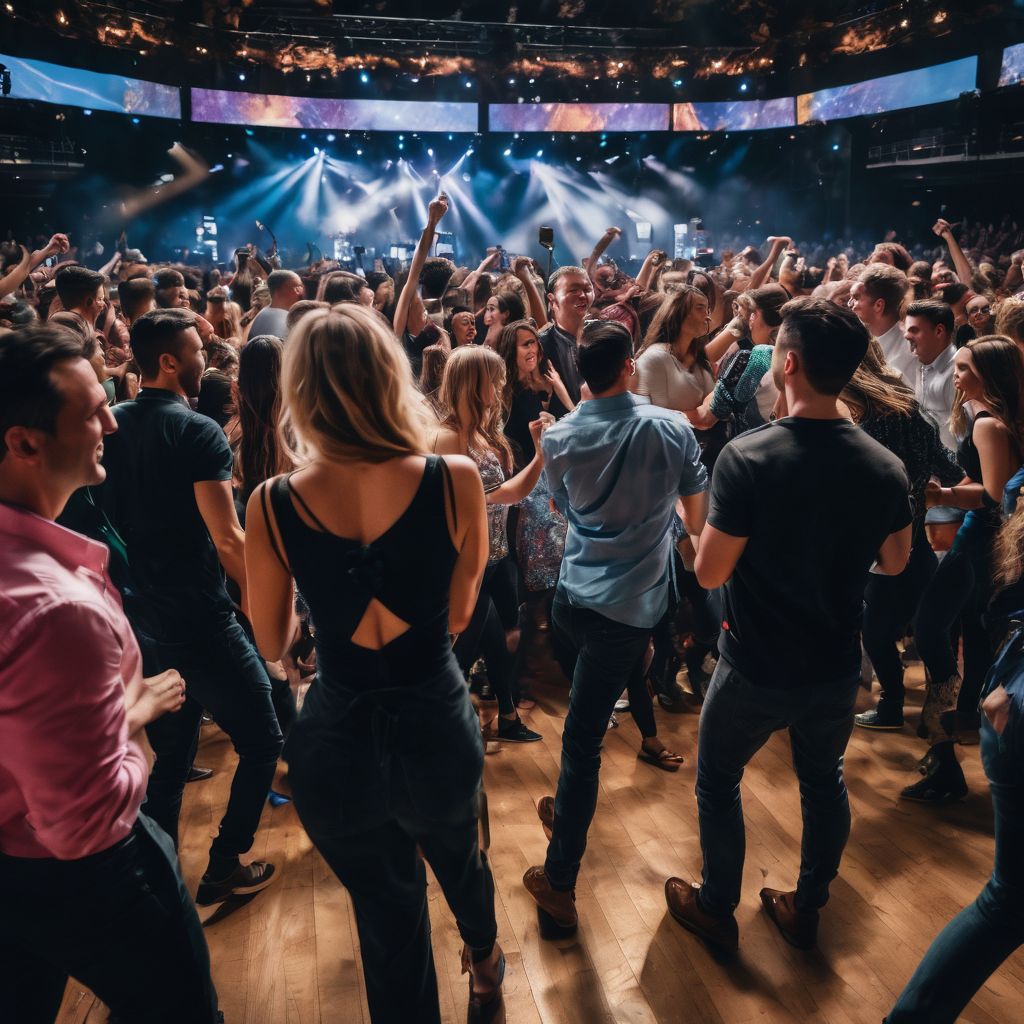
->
[0, 815, 219, 1023]
[696, 658, 860, 916]
[545, 590, 652, 891]
[886, 713, 1024, 1022]
[140, 612, 284, 860]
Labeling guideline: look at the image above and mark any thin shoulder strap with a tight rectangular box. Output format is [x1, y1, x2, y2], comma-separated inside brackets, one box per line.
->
[437, 455, 458, 533]
[288, 477, 332, 533]
[259, 478, 290, 574]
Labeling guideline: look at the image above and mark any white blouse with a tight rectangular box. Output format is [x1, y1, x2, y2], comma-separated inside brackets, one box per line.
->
[636, 345, 715, 412]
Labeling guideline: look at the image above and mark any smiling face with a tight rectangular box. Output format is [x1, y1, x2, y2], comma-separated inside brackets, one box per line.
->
[549, 271, 594, 332]
[953, 347, 983, 403]
[905, 314, 949, 366]
[515, 327, 539, 378]
[848, 280, 882, 328]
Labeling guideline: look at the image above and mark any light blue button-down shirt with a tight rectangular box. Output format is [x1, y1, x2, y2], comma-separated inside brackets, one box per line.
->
[542, 391, 708, 628]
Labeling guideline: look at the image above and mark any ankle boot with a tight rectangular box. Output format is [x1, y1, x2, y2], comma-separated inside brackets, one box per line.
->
[901, 742, 967, 803]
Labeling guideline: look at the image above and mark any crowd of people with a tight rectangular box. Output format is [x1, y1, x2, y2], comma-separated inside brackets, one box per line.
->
[1, 192, 1024, 1024]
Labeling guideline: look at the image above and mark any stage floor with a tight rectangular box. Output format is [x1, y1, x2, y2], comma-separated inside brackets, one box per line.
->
[58, 656, 1024, 1024]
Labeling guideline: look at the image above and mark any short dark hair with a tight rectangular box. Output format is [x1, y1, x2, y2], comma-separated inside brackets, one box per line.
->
[0, 327, 85, 461]
[117, 277, 156, 320]
[778, 297, 869, 396]
[130, 308, 196, 379]
[54, 265, 104, 310]
[937, 282, 970, 306]
[420, 257, 455, 299]
[906, 299, 954, 335]
[319, 271, 366, 305]
[547, 265, 589, 295]
[858, 263, 908, 318]
[266, 269, 299, 297]
[577, 320, 634, 394]
[152, 269, 186, 308]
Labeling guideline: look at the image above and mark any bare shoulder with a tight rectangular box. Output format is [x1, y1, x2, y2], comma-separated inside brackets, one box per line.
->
[973, 415, 1013, 442]
[438, 453, 480, 483]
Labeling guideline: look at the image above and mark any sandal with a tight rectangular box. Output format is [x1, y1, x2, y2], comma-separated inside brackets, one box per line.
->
[638, 747, 685, 773]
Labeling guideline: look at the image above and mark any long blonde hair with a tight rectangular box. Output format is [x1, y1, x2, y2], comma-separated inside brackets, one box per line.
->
[282, 304, 427, 463]
[438, 345, 513, 473]
[840, 337, 916, 423]
[995, 500, 1024, 591]
[949, 335, 1024, 445]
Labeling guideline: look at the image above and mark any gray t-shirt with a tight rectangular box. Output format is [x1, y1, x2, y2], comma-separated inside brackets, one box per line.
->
[247, 306, 289, 341]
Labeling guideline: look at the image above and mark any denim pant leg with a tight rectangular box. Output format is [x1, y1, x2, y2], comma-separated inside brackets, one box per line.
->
[299, 813, 442, 1024]
[144, 616, 284, 860]
[545, 595, 651, 891]
[695, 660, 784, 916]
[886, 716, 1024, 1023]
[788, 679, 860, 912]
[915, 546, 974, 688]
[1, 815, 219, 1024]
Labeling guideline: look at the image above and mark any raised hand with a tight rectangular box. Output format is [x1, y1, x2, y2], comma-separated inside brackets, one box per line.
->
[512, 255, 533, 276]
[604, 226, 623, 240]
[428, 193, 449, 226]
[932, 218, 952, 238]
[766, 236, 792, 249]
[135, 669, 187, 726]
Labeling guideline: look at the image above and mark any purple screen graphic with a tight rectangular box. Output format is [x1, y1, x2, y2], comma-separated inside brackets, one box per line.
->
[1000, 43, 1024, 88]
[488, 103, 670, 132]
[191, 89, 477, 133]
[0, 53, 180, 119]
[798, 57, 977, 123]
[673, 98, 794, 131]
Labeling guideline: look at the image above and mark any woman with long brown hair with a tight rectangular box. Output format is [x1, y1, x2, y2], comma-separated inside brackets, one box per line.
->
[840, 340, 963, 733]
[244, 303, 503, 1021]
[906, 335, 1024, 802]
[433, 344, 548, 744]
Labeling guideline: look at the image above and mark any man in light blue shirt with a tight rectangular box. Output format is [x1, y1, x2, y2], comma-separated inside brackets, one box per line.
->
[523, 320, 708, 935]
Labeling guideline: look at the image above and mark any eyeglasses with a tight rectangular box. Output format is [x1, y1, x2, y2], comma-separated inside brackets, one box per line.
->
[969, 306, 991, 317]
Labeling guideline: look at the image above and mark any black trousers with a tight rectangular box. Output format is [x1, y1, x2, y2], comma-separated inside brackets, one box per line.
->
[0, 815, 219, 1024]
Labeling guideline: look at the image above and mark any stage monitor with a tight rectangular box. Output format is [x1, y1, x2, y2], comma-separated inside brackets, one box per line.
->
[999, 43, 1024, 87]
[797, 56, 978, 123]
[488, 103, 670, 133]
[673, 98, 795, 132]
[0, 52, 180, 119]
[191, 88, 477, 133]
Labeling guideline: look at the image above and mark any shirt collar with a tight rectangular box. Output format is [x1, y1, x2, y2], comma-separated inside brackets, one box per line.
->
[0, 501, 109, 577]
[877, 322, 903, 345]
[931, 344, 955, 372]
[136, 387, 187, 404]
[575, 391, 647, 416]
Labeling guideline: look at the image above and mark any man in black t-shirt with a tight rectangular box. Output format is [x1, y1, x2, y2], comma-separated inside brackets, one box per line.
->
[664, 298, 913, 955]
[97, 309, 283, 907]
[538, 266, 594, 405]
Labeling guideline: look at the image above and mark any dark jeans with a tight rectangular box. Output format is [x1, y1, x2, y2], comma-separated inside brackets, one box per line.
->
[915, 540, 994, 723]
[0, 814, 218, 1024]
[886, 712, 1024, 1022]
[140, 612, 284, 860]
[696, 658, 860, 916]
[288, 659, 496, 1024]
[863, 529, 937, 705]
[455, 558, 519, 715]
[545, 590, 652, 891]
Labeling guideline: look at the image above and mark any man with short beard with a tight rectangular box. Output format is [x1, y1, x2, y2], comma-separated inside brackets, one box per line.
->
[95, 308, 283, 907]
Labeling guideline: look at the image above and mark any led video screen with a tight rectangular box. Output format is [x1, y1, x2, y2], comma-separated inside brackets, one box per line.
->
[0, 53, 180, 119]
[999, 43, 1024, 88]
[797, 57, 977, 123]
[673, 98, 794, 132]
[191, 89, 477, 133]
[488, 103, 670, 133]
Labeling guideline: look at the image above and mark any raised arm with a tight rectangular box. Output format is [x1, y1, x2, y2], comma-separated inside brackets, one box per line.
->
[0, 233, 69, 299]
[745, 236, 791, 291]
[933, 218, 974, 288]
[460, 250, 500, 306]
[513, 256, 549, 327]
[393, 194, 448, 338]
[585, 226, 622, 281]
[636, 249, 667, 292]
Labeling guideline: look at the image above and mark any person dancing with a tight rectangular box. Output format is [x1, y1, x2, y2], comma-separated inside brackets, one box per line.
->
[245, 304, 503, 1023]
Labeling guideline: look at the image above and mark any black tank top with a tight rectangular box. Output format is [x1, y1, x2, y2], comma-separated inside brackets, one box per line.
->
[264, 455, 459, 688]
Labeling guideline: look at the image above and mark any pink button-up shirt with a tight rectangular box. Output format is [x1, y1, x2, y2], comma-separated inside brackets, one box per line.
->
[0, 502, 148, 859]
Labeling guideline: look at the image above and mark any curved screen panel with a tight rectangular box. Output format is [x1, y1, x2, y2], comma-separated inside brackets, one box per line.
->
[797, 57, 977, 123]
[191, 88, 477, 133]
[489, 103, 669, 132]
[1000, 43, 1024, 88]
[673, 98, 794, 131]
[0, 53, 180, 119]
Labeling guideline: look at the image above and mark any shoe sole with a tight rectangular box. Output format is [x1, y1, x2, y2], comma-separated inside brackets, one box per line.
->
[497, 734, 543, 743]
[854, 721, 903, 731]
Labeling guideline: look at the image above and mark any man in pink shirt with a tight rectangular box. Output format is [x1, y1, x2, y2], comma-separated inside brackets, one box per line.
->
[0, 327, 220, 1022]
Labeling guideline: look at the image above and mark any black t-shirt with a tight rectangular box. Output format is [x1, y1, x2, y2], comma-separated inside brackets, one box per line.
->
[505, 385, 570, 472]
[97, 388, 235, 639]
[708, 417, 912, 688]
[539, 322, 583, 405]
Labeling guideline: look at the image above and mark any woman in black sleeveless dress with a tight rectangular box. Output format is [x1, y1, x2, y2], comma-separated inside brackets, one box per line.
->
[244, 304, 503, 1023]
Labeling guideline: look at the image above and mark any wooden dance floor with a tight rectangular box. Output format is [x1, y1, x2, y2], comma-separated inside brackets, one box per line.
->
[58, 656, 1024, 1023]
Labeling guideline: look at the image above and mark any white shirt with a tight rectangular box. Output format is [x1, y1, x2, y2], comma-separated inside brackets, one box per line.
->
[876, 321, 917, 387]
[915, 343, 958, 452]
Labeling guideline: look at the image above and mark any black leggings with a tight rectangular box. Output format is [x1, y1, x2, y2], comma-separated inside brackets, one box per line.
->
[454, 558, 519, 716]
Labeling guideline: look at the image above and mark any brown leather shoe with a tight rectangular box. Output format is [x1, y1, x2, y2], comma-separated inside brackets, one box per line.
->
[461, 942, 505, 1022]
[664, 878, 738, 954]
[759, 888, 818, 949]
[537, 796, 554, 840]
[523, 866, 577, 931]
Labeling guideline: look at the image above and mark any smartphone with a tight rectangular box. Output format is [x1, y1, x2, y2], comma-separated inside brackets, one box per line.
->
[44, 255, 57, 268]
[538, 225, 554, 249]
[499, 247, 511, 271]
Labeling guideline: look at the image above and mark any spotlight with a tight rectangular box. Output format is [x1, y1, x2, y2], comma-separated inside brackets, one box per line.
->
[503, 148, 511, 156]
[740, 82, 748, 92]
[131, 117, 140, 125]
[466, 147, 474, 155]
[832, 143, 840, 151]
[300, 132, 307, 139]
[326, 133, 336, 142]
[508, 78, 515, 85]
[360, 72, 369, 83]
[427, 147, 434, 157]
[398, 142, 404, 150]
[313, 146, 320, 154]
[83, 109, 92, 116]
[238, 73, 246, 82]
[536, 149, 543, 157]
[356, 148, 363, 155]
[673, 80, 683, 87]
[464, 80, 472, 89]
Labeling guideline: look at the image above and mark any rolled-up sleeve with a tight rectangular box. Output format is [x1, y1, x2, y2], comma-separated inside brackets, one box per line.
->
[0, 601, 147, 859]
